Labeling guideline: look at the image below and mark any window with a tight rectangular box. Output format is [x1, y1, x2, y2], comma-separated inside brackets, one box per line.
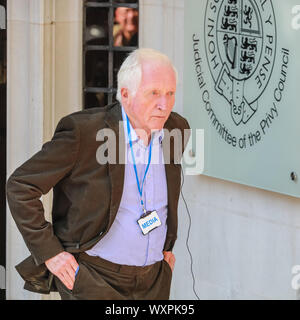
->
[83, 0, 139, 109]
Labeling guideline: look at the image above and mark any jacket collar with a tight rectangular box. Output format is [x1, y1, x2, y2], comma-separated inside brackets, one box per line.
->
[104, 102, 178, 161]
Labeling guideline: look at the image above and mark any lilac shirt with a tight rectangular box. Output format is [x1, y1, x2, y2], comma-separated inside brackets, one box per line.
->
[85, 107, 168, 266]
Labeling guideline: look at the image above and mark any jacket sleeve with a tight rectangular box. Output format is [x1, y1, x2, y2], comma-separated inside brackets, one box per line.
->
[6, 115, 80, 265]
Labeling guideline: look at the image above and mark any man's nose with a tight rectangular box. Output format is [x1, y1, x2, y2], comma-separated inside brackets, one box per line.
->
[157, 96, 168, 110]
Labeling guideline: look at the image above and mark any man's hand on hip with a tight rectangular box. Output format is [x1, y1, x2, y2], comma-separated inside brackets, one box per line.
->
[45, 251, 79, 290]
[163, 251, 175, 272]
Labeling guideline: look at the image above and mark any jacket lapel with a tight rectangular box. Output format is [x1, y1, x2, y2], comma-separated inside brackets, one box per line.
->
[104, 103, 126, 228]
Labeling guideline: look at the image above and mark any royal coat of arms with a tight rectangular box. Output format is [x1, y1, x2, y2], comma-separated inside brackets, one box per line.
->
[204, 0, 276, 126]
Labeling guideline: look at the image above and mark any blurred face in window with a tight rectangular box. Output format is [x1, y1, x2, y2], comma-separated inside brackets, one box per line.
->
[115, 7, 138, 36]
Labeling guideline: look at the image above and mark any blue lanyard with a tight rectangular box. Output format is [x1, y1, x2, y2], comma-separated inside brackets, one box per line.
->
[126, 114, 153, 214]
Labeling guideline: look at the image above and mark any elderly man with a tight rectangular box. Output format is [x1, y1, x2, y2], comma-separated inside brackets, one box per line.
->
[6, 48, 190, 300]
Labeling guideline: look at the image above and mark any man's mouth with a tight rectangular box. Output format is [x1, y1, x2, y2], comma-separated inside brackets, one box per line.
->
[151, 116, 166, 119]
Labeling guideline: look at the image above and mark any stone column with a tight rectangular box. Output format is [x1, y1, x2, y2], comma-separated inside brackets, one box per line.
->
[6, 0, 83, 300]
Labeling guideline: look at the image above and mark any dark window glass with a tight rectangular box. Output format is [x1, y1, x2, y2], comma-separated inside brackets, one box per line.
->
[85, 51, 109, 87]
[115, 0, 138, 3]
[83, 0, 139, 109]
[85, 8, 109, 45]
[113, 51, 130, 88]
[85, 92, 109, 109]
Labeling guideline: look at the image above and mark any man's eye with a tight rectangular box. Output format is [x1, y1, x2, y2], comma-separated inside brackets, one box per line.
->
[167, 91, 175, 96]
[152, 91, 158, 95]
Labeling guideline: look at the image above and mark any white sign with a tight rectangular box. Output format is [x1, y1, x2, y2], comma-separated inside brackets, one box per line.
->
[184, 0, 300, 198]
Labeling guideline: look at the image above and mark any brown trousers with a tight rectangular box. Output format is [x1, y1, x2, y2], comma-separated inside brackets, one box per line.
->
[54, 252, 173, 300]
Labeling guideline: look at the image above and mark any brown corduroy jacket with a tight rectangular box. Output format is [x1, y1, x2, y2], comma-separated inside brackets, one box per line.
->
[6, 102, 190, 294]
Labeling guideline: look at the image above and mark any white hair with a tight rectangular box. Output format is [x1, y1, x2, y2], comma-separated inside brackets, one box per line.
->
[116, 48, 178, 103]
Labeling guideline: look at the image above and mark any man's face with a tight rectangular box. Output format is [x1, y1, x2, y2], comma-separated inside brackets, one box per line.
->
[121, 61, 177, 134]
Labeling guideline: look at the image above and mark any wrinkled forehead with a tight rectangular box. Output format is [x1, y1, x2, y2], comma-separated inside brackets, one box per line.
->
[140, 60, 177, 86]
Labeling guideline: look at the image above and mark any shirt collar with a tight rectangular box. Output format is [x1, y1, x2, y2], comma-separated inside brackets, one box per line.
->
[121, 106, 164, 146]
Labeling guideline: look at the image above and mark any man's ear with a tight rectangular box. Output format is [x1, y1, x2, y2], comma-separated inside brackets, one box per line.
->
[120, 88, 130, 107]
[121, 88, 129, 98]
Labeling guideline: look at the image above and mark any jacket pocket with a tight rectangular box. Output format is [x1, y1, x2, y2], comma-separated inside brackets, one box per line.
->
[163, 259, 173, 277]
[71, 262, 82, 295]
[15, 255, 56, 294]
